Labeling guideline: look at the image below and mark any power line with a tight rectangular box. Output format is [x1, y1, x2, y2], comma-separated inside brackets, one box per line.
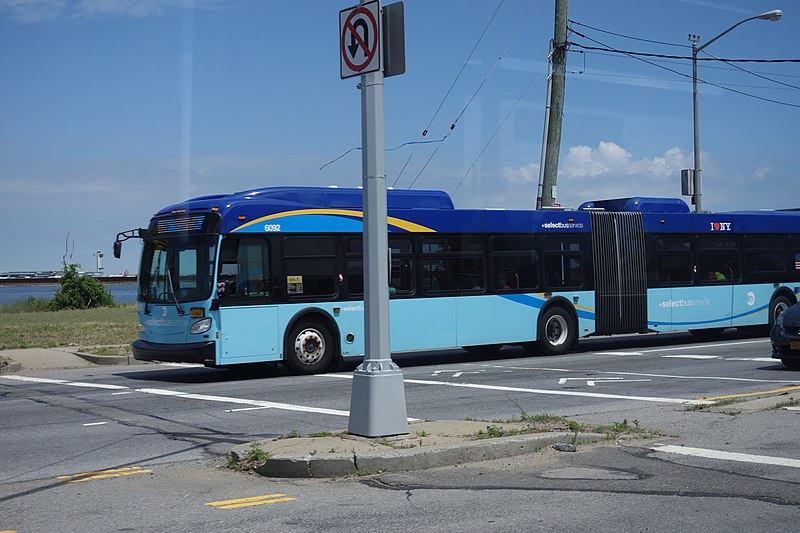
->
[568, 19, 688, 49]
[452, 72, 542, 201]
[577, 48, 800, 80]
[568, 29, 800, 109]
[569, 40, 800, 63]
[405, 32, 519, 190]
[700, 48, 800, 91]
[392, 0, 506, 188]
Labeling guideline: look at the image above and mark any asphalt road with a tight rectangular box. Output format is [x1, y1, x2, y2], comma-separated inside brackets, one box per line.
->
[2, 330, 799, 532]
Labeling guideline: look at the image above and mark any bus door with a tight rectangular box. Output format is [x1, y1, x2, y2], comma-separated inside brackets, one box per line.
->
[590, 212, 648, 334]
[215, 237, 280, 364]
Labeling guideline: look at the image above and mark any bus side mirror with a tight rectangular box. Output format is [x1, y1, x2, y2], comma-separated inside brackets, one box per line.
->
[113, 241, 122, 259]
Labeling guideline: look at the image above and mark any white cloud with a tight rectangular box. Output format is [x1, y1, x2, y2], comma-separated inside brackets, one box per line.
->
[754, 163, 771, 180]
[502, 141, 694, 207]
[0, 0, 67, 23]
[0, 0, 219, 22]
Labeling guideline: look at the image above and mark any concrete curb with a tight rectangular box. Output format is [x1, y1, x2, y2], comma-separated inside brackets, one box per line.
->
[0, 361, 22, 374]
[73, 352, 143, 366]
[235, 431, 607, 478]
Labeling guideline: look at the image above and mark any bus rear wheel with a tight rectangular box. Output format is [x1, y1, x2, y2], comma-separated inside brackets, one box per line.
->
[770, 295, 793, 328]
[536, 306, 576, 356]
[285, 321, 334, 375]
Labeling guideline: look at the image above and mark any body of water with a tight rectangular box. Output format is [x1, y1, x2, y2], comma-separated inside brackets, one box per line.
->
[0, 282, 138, 305]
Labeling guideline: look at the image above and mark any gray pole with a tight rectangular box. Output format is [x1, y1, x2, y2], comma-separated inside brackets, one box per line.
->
[691, 36, 702, 213]
[535, 40, 554, 210]
[540, 0, 568, 207]
[688, 10, 781, 214]
[347, 52, 409, 437]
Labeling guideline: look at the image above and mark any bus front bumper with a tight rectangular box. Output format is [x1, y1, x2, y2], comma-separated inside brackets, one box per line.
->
[132, 339, 216, 365]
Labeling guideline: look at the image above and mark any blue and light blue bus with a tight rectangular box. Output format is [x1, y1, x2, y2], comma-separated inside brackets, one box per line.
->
[114, 186, 800, 373]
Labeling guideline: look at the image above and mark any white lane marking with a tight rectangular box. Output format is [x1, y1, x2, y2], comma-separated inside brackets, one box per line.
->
[786, 406, 800, 411]
[134, 388, 352, 417]
[479, 365, 793, 384]
[432, 369, 486, 378]
[225, 407, 273, 413]
[159, 363, 205, 368]
[0, 375, 386, 420]
[1, 375, 128, 390]
[662, 355, 721, 360]
[640, 339, 768, 353]
[321, 374, 709, 405]
[83, 422, 108, 427]
[725, 358, 776, 362]
[652, 444, 800, 469]
[111, 392, 134, 396]
[593, 352, 644, 356]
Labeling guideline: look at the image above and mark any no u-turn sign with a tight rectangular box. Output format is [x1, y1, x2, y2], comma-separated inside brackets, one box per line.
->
[340, 1, 381, 79]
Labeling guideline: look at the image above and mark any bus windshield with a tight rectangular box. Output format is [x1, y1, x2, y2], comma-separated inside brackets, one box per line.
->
[138, 235, 217, 303]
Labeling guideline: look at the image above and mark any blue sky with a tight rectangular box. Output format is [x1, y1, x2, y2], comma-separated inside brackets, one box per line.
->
[1, 0, 798, 274]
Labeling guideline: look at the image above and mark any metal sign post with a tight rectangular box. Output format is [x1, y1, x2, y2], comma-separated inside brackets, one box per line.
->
[341, 1, 409, 438]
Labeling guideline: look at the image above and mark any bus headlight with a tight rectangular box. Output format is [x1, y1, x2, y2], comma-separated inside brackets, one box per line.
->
[190, 317, 212, 335]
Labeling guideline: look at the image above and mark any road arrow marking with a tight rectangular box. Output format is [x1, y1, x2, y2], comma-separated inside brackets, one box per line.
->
[558, 377, 652, 387]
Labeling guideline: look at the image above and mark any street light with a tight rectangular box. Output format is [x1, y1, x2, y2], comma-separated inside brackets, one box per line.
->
[689, 9, 782, 213]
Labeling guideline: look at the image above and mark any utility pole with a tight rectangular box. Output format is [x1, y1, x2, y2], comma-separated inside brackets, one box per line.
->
[538, 0, 568, 209]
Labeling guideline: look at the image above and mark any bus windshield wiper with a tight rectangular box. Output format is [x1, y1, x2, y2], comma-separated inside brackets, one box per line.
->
[166, 267, 185, 315]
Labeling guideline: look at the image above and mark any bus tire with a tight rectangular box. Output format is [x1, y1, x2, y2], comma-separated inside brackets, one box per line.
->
[770, 295, 793, 328]
[537, 306, 576, 356]
[285, 321, 335, 375]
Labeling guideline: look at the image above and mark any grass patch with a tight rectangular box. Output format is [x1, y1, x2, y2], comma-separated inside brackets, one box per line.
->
[473, 415, 658, 442]
[0, 305, 139, 350]
[227, 443, 271, 472]
[686, 397, 745, 412]
[773, 396, 800, 409]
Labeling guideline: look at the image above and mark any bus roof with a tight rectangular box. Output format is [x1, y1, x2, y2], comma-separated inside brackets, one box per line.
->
[152, 187, 800, 236]
[156, 186, 454, 216]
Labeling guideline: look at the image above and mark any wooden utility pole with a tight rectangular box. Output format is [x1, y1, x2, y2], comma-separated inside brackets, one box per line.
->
[537, 0, 568, 208]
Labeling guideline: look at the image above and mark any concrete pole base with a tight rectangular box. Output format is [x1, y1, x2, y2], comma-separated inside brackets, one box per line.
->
[347, 362, 409, 438]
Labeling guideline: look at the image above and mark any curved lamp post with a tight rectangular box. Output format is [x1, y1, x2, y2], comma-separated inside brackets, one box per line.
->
[689, 9, 782, 213]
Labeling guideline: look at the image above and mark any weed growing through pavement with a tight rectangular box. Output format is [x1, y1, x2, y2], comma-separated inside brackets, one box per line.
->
[227, 443, 271, 472]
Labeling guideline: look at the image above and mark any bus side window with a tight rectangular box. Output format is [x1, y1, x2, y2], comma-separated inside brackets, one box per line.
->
[218, 241, 239, 297]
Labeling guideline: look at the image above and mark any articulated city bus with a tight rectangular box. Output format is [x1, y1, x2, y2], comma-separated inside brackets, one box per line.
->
[114, 186, 800, 373]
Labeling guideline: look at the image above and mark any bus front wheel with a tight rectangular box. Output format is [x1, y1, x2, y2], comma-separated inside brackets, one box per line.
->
[537, 307, 576, 356]
[285, 321, 334, 375]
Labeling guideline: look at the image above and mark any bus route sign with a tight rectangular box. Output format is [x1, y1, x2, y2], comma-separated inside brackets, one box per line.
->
[340, 1, 381, 79]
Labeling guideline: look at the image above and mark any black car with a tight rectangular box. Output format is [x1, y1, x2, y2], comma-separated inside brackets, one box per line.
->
[771, 302, 800, 369]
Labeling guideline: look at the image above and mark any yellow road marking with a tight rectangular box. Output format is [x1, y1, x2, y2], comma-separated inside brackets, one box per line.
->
[57, 466, 153, 483]
[206, 494, 297, 510]
[702, 384, 800, 401]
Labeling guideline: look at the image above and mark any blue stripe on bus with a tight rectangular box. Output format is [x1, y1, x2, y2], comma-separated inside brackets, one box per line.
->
[648, 302, 770, 327]
[500, 293, 596, 320]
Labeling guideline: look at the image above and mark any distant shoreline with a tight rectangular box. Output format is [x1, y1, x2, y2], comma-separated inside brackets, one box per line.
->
[0, 276, 137, 285]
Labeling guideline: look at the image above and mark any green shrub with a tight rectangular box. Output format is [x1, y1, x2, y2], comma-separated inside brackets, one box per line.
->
[49, 264, 115, 310]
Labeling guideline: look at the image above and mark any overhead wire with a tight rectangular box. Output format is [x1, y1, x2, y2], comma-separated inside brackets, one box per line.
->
[405, 32, 519, 190]
[568, 26, 800, 109]
[452, 72, 542, 201]
[392, 0, 506, 187]
[568, 18, 689, 49]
